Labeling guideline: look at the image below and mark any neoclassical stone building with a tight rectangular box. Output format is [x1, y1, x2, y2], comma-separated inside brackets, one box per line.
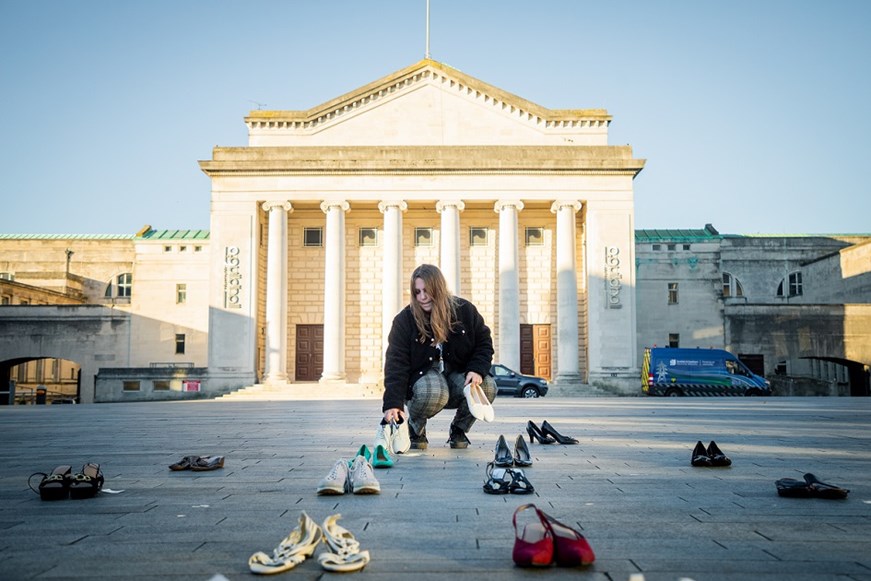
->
[199, 59, 645, 393]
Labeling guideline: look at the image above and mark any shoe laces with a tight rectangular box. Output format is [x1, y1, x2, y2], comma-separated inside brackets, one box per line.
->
[325, 460, 347, 482]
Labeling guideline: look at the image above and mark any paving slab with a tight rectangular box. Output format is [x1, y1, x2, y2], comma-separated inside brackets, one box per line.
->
[0, 397, 870, 580]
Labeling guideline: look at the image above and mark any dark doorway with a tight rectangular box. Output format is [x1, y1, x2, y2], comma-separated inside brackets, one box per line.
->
[295, 325, 324, 381]
[738, 353, 765, 376]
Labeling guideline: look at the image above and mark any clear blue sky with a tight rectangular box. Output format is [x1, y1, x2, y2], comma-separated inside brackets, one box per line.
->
[2, 0, 869, 235]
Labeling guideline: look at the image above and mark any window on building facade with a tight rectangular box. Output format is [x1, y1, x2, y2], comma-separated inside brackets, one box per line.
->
[525, 227, 544, 246]
[304, 228, 323, 247]
[682, 244, 691, 250]
[722, 272, 745, 297]
[359, 228, 378, 246]
[667, 282, 679, 304]
[1, 296, 10, 305]
[117, 273, 132, 297]
[469, 227, 488, 246]
[164, 246, 172, 252]
[0, 272, 13, 281]
[20, 299, 29, 305]
[667, 244, 676, 251]
[414, 227, 433, 247]
[652, 244, 661, 251]
[789, 271, 803, 296]
[176, 284, 187, 304]
[179, 246, 187, 252]
[776, 271, 803, 297]
[668, 333, 680, 348]
[175, 334, 186, 355]
[153, 380, 170, 391]
[123, 381, 141, 392]
[194, 245, 203, 252]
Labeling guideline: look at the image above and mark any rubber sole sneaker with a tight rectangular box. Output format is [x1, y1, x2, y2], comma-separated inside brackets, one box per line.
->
[317, 459, 349, 495]
[348, 456, 380, 494]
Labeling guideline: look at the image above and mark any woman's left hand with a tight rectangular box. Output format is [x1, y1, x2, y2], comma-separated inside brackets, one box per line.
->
[465, 371, 483, 387]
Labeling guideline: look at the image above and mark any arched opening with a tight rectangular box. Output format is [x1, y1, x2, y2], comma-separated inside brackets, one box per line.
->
[0, 357, 81, 404]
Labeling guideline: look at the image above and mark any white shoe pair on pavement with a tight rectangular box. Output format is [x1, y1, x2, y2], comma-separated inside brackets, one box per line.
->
[317, 455, 380, 495]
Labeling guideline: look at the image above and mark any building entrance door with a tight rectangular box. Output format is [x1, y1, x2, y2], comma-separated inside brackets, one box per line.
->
[295, 325, 324, 381]
[520, 324, 552, 380]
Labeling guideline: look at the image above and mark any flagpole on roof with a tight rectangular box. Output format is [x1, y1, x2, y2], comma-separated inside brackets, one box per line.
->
[425, 0, 431, 59]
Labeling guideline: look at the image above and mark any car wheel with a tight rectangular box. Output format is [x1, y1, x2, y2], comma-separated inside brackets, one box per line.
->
[665, 388, 683, 397]
[520, 386, 540, 398]
[745, 388, 762, 397]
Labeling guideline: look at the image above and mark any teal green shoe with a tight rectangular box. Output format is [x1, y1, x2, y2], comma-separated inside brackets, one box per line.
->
[371, 444, 394, 469]
[348, 444, 371, 467]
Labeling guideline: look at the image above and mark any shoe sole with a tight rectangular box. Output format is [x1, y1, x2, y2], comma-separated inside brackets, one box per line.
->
[352, 486, 380, 494]
[450, 443, 469, 449]
[411, 443, 428, 450]
[316, 486, 346, 495]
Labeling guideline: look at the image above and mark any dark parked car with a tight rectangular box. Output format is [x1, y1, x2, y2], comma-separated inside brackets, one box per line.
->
[490, 364, 548, 398]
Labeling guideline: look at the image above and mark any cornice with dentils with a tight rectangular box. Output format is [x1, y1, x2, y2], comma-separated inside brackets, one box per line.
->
[244, 59, 612, 130]
[199, 145, 645, 176]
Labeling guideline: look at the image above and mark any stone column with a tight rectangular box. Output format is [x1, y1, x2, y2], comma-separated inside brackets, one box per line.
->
[552, 200, 583, 387]
[379, 201, 408, 355]
[494, 200, 524, 371]
[321, 201, 350, 382]
[436, 200, 464, 295]
[261, 201, 293, 384]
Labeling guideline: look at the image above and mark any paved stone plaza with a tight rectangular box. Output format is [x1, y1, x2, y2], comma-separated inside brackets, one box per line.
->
[0, 396, 869, 580]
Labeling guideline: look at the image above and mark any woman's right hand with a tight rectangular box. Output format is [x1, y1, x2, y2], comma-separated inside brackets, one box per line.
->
[383, 408, 404, 423]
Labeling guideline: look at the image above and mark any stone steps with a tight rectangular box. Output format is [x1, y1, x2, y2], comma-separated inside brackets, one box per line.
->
[217, 382, 382, 401]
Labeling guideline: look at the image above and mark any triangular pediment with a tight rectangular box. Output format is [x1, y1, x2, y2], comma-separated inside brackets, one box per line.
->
[245, 60, 612, 147]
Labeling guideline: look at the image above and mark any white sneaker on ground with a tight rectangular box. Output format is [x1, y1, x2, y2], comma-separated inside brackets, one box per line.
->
[373, 423, 393, 455]
[317, 458, 349, 495]
[348, 455, 380, 494]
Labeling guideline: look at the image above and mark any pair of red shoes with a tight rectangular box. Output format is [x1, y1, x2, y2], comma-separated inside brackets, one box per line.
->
[512, 504, 595, 568]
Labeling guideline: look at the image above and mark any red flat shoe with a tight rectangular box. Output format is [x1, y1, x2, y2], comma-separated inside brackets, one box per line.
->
[512, 504, 553, 567]
[539, 509, 595, 566]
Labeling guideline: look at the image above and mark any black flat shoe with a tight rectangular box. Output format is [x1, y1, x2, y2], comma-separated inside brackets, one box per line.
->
[513, 434, 533, 467]
[526, 421, 555, 445]
[541, 421, 578, 445]
[493, 435, 513, 467]
[706, 441, 732, 467]
[775, 478, 813, 497]
[691, 441, 712, 467]
[804, 473, 849, 499]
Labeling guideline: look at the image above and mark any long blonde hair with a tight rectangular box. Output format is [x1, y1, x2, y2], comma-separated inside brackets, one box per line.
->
[409, 264, 457, 344]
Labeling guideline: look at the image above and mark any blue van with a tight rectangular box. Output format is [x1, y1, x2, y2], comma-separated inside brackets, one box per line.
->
[642, 347, 771, 397]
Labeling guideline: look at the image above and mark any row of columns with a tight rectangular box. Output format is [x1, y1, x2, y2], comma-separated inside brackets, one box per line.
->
[260, 199, 583, 385]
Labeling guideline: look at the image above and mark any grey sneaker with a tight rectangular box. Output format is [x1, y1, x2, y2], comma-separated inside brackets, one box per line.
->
[348, 456, 381, 494]
[317, 458, 349, 495]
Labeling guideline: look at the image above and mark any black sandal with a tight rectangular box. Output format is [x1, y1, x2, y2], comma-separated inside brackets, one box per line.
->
[507, 468, 535, 495]
[29, 465, 72, 501]
[69, 463, 103, 499]
[483, 462, 511, 494]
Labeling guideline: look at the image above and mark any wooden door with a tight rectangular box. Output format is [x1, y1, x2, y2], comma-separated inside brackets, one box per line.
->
[520, 324, 552, 380]
[295, 325, 324, 381]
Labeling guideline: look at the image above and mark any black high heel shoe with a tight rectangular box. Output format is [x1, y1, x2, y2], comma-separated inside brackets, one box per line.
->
[513, 434, 533, 467]
[494, 435, 514, 467]
[526, 421, 556, 445]
[540, 421, 578, 445]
